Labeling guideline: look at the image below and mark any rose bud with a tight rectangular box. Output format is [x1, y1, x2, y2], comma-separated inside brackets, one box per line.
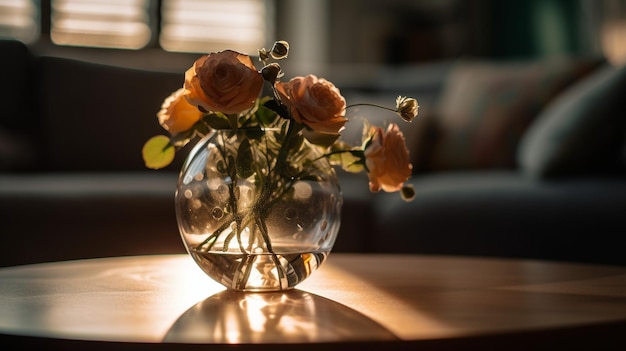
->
[396, 96, 419, 122]
[270, 40, 289, 59]
[261, 63, 282, 82]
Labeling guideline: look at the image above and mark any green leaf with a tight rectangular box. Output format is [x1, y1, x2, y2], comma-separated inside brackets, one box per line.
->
[204, 113, 231, 130]
[227, 114, 239, 130]
[256, 105, 280, 125]
[142, 135, 175, 170]
[326, 148, 365, 173]
[169, 128, 194, 147]
[192, 121, 212, 136]
[236, 137, 254, 178]
[243, 126, 265, 139]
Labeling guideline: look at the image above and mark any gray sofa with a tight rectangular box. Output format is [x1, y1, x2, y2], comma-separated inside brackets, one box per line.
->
[370, 59, 626, 266]
[1, 39, 625, 267]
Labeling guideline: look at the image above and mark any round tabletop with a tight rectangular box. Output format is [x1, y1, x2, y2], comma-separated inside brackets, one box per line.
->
[1, 253, 625, 350]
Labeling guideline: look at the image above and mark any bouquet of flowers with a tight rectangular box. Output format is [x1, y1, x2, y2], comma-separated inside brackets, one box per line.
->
[143, 40, 417, 199]
[141, 40, 419, 290]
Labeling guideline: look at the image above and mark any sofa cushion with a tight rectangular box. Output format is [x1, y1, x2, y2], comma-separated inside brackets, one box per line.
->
[423, 57, 601, 172]
[0, 40, 37, 170]
[0, 172, 184, 267]
[0, 128, 37, 171]
[518, 63, 626, 179]
[0, 40, 33, 130]
[0, 171, 374, 267]
[36, 56, 186, 172]
[372, 171, 626, 266]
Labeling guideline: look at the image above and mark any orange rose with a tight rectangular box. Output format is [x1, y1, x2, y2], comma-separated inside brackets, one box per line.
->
[184, 50, 263, 114]
[276, 75, 347, 134]
[157, 88, 203, 135]
[364, 124, 412, 192]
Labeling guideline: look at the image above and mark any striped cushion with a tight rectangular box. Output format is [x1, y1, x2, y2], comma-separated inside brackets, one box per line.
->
[423, 57, 601, 171]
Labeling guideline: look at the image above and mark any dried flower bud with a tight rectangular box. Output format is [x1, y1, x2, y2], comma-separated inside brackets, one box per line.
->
[270, 40, 289, 59]
[261, 63, 282, 82]
[258, 48, 270, 62]
[396, 96, 419, 122]
[401, 184, 415, 202]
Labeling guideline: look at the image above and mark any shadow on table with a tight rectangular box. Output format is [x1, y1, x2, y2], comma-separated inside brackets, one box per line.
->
[163, 289, 398, 343]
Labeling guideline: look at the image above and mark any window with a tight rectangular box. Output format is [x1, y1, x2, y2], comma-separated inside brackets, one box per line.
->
[160, 0, 272, 54]
[600, 0, 626, 65]
[0, 0, 39, 44]
[0, 0, 272, 54]
[50, 0, 152, 50]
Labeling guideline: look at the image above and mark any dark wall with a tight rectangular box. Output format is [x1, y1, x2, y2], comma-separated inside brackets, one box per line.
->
[484, 0, 584, 59]
[321, 0, 594, 65]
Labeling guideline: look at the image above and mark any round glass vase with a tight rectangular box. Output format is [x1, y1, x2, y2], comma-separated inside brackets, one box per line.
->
[175, 129, 343, 292]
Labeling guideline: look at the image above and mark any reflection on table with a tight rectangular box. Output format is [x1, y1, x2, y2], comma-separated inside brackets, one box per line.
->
[165, 289, 397, 343]
[1, 253, 626, 350]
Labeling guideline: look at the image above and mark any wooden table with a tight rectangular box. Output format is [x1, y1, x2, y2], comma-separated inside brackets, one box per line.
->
[1, 253, 625, 350]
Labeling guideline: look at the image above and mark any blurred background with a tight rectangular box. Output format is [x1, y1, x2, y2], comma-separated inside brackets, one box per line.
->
[2, 0, 625, 74]
[2, 0, 626, 267]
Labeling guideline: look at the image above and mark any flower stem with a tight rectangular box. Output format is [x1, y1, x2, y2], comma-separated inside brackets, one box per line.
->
[346, 103, 396, 113]
[311, 148, 365, 163]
